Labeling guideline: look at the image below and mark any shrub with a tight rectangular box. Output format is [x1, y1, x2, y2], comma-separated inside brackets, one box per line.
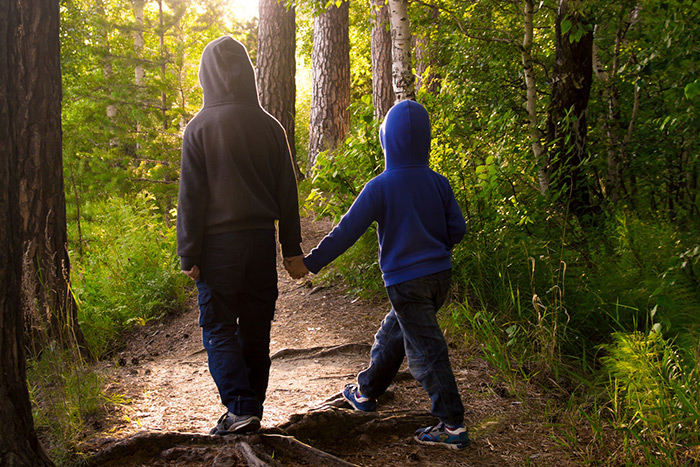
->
[69, 192, 189, 358]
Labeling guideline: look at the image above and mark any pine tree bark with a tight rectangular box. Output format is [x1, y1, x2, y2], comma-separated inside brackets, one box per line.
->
[12, 0, 88, 357]
[0, 0, 61, 464]
[388, 0, 414, 102]
[308, 0, 350, 172]
[545, 0, 595, 221]
[257, 0, 301, 177]
[371, 0, 394, 119]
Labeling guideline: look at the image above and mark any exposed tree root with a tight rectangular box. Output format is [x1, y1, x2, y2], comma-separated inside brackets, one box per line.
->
[79, 429, 358, 466]
[270, 343, 371, 360]
[79, 404, 438, 466]
[280, 406, 435, 443]
[261, 434, 357, 466]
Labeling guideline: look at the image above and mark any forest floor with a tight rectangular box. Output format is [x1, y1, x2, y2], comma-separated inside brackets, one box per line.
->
[77, 216, 583, 467]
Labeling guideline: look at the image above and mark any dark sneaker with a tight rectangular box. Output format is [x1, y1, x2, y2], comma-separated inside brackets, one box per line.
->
[342, 383, 377, 411]
[209, 412, 261, 435]
[414, 422, 470, 450]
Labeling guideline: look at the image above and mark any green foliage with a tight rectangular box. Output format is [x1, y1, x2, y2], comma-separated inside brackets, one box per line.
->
[594, 328, 700, 464]
[69, 193, 188, 358]
[27, 346, 113, 464]
[305, 96, 383, 220]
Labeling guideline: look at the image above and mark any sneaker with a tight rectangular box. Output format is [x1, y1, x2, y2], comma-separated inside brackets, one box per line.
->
[342, 383, 377, 411]
[209, 412, 261, 435]
[414, 422, 470, 450]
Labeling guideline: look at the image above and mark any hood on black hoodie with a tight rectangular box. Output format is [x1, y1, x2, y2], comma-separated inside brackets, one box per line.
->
[379, 100, 431, 170]
[198, 36, 259, 107]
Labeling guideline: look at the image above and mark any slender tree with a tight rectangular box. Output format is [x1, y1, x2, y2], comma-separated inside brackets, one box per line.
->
[521, 0, 548, 194]
[0, 0, 60, 464]
[371, 0, 395, 119]
[308, 0, 351, 172]
[592, 2, 641, 204]
[388, 0, 414, 101]
[257, 0, 301, 177]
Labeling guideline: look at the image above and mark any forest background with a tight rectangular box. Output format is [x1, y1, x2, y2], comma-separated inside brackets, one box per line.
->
[19, 0, 700, 465]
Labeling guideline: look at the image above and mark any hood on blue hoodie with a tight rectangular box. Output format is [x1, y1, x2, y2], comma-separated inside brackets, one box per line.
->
[379, 100, 431, 169]
[198, 36, 259, 108]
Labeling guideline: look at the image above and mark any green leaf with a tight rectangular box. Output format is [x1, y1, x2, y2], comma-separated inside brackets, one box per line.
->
[561, 19, 572, 35]
[684, 79, 700, 100]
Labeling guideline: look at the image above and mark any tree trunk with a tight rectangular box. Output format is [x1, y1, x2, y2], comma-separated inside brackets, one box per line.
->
[257, 0, 301, 178]
[370, 0, 394, 119]
[307, 0, 350, 172]
[134, 0, 145, 86]
[545, 0, 595, 221]
[388, 0, 414, 102]
[13, 0, 88, 357]
[0, 1, 60, 465]
[593, 3, 640, 204]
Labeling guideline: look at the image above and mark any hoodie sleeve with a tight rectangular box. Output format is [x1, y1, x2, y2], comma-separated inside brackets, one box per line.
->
[273, 125, 303, 258]
[444, 182, 466, 249]
[303, 184, 378, 274]
[176, 137, 208, 270]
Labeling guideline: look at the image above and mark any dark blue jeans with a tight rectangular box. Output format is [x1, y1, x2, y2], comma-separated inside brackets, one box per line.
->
[357, 269, 465, 426]
[196, 230, 278, 418]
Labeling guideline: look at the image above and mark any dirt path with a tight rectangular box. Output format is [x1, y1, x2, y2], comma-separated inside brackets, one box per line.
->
[83, 217, 578, 466]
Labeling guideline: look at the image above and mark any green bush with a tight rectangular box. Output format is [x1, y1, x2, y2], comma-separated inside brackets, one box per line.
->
[69, 192, 189, 358]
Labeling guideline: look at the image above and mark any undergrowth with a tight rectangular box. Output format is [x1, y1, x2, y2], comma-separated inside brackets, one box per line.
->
[69, 192, 189, 358]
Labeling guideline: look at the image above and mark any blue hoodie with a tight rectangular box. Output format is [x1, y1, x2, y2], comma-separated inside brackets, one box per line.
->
[303, 100, 466, 286]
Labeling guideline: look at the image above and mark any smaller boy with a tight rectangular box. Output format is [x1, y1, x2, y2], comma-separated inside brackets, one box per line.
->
[296, 100, 469, 449]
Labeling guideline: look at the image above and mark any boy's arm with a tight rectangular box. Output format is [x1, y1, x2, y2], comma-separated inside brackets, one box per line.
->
[177, 138, 208, 271]
[303, 186, 377, 274]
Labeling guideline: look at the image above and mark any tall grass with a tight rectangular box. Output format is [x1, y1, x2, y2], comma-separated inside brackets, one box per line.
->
[69, 192, 189, 358]
[27, 345, 109, 465]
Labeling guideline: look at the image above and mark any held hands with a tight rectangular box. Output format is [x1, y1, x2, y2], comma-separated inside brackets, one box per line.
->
[182, 265, 200, 281]
[283, 255, 309, 279]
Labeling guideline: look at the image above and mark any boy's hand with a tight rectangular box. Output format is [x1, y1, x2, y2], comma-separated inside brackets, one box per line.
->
[182, 265, 200, 281]
[284, 255, 309, 279]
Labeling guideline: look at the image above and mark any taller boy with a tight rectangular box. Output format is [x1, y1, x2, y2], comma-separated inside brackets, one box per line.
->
[301, 100, 469, 449]
[177, 36, 303, 434]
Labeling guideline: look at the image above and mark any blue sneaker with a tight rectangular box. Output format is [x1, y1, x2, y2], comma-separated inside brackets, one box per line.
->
[414, 422, 470, 450]
[342, 383, 377, 411]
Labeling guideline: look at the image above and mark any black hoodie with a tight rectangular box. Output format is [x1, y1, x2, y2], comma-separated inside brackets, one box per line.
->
[176, 36, 302, 270]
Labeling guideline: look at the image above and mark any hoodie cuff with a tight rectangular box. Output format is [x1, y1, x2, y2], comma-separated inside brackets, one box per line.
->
[281, 243, 303, 258]
[303, 255, 322, 274]
[180, 256, 199, 271]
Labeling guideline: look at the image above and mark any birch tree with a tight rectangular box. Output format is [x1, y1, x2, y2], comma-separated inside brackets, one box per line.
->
[388, 0, 414, 101]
